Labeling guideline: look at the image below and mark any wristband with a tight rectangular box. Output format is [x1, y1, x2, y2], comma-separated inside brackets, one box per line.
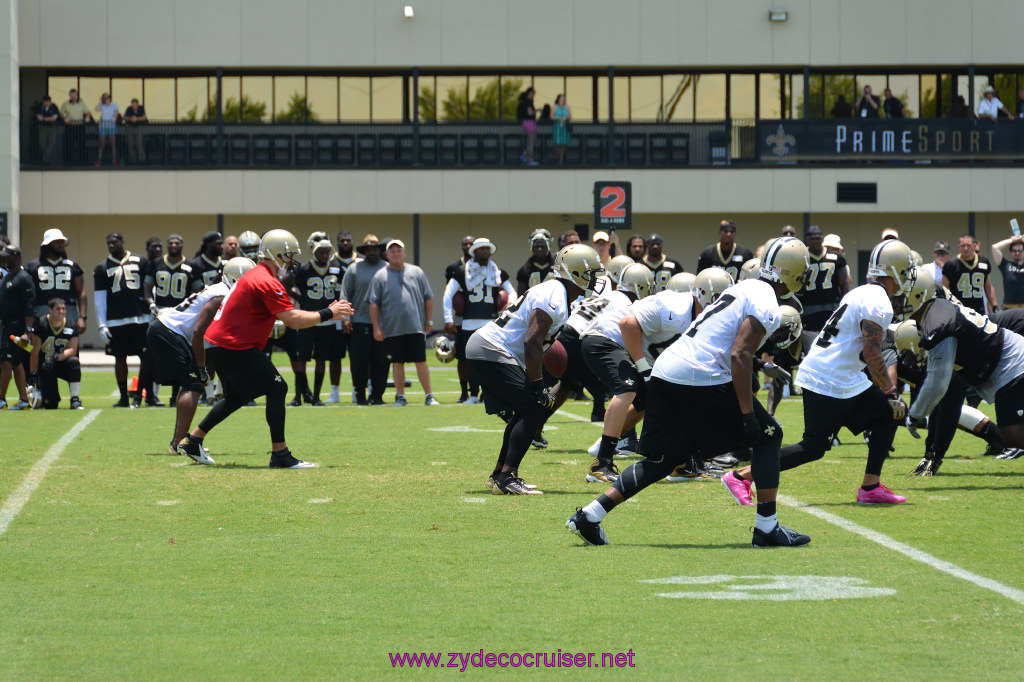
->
[529, 379, 545, 395]
[318, 308, 333, 323]
[884, 385, 897, 397]
[634, 357, 652, 374]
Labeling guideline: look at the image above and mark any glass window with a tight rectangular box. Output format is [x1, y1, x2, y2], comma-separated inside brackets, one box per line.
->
[1017, 74, 1024, 116]
[78, 77, 111, 117]
[785, 73, 803, 118]
[307, 76, 338, 122]
[530, 76, 561, 120]
[432, 76, 467, 122]
[918, 75, 938, 117]
[630, 76, 661, 122]
[611, 75, 629, 122]
[500, 76, 531, 122]
[417, 76, 437, 121]
[663, 74, 694, 121]
[371, 76, 403, 122]
[241, 76, 271, 122]
[955, 74, 973, 116]
[176, 77, 209, 121]
[340, 77, 370, 122]
[823, 74, 855, 119]
[143, 78, 175, 121]
[730, 74, 755, 120]
[759, 73, 781, 119]
[218, 76, 242, 121]
[564, 76, 592, 123]
[467, 76, 500, 121]
[887, 75, 918, 118]
[595, 76, 609, 122]
[111, 78, 143, 114]
[695, 73, 725, 120]
[47, 76, 78, 107]
[274, 76, 306, 122]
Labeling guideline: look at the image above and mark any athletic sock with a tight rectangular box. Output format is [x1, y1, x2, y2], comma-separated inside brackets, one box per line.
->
[861, 482, 880, 491]
[756, 500, 777, 519]
[583, 500, 608, 522]
[118, 381, 128, 400]
[754, 511, 777, 533]
[188, 434, 204, 446]
[979, 421, 1003, 447]
[69, 382, 81, 398]
[597, 434, 619, 460]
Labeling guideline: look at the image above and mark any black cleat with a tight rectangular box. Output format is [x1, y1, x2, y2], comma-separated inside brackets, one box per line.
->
[752, 523, 811, 548]
[308, 398, 325, 407]
[711, 453, 740, 468]
[995, 448, 1024, 460]
[287, 396, 302, 407]
[113, 397, 131, 408]
[494, 476, 542, 495]
[566, 507, 609, 546]
[268, 448, 316, 469]
[532, 432, 549, 449]
[145, 396, 166, 408]
[69, 397, 83, 410]
[980, 443, 1002, 457]
[177, 436, 215, 465]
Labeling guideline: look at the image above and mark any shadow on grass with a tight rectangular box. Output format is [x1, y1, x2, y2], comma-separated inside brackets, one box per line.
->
[465, 489, 576, 496]
[617, 542, 753, 550]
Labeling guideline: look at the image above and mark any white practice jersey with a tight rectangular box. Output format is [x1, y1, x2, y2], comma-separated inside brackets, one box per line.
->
[468, 279, 570, 368]
[630, 290, 696, 363]
[566, 287, 614, 335]
[653, 279, 781, 386]
[796, 283, 893, 399]
[581, 290, 635, 346]
[158, 282, 229, 341]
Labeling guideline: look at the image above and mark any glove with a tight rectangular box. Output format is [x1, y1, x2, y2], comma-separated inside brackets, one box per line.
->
[28, 372, 40, 389]
[634, 356, 653, 382]
[905, 414, 926, 439]
[740, 412, 761, 448]
[149, 302, 160, 317]
[99, 325, 112, 343]
[530, 379, 556, 412]
[41, 357, 56, 375]
[762, 362, 792, 383]
[888, 397, 908, 420]
[197, 365, 211, 386]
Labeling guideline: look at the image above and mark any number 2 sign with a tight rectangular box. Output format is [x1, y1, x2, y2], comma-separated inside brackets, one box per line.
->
[593, 181, 632, 231]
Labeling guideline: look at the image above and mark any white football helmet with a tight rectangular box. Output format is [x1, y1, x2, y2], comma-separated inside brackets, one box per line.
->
[554, 244, 605, 295]
[898, 266, 936, 320]
[270, 319, 287, 340]
[694, 267, 734, 307]
[433, 336, 456, 363]
[867, 239, 916, 296]
[604, 255, 635, 287]
[739, 258, 761, 281]
[221, 257, 256, 288]
[667, 272, 697, 294]
[529, 228, 552, 247]
[760, 237, 810, 295]
[238, 230, 262, 260]
[894, 319, 927, 366]
[260, 229, 302, 273]
[307, 230, 331, 253]
[617, 263, 656, 300]
[773, 305, 803, 349]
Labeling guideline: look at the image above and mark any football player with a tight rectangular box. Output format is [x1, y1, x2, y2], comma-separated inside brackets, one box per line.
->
[326, 230, 360, 403]
[148, 257, 254, 460]
[238, 231, 262, 261]
[515, 228, 555, 295]
[567, 236, 811, 547]
[28, 297, 82, 409]
[442, 237, 515, 405]
[640, 233, 685, 292]
[942, 233, 997, 315]
[727, 240, 916, 505]
[177, 231, 352, 469]
[340, 234, 389, 404]
[468, 244, 604, 495]
[291, 232, 341, 406]
[696, 219, 755, 282]
[0, 244, 35, 410]
[189, 231, 224, 288]
[222, 234, 239, 259]
[798, 225, 851, 332]
[94, 232, 157, 408]
[444, 235, 475, 403]
[26, 228, 88, 334]
[144, 234, 202, 312]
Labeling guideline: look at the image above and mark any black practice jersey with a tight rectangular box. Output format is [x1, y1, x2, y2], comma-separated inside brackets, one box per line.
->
[294, 260, 339, 311]
[330, 255, 359, 298]
[451, 267, 511, 321]
[34, 318, 77, 362]
[798, 250, 847, 312]
[188, 255, 223, 288]
[25, 257, 84, 307]
[0, 269, 35, 321]
[767, 330, 818, 372]
[445, 257, 469, 282]
[942, 255, 992, 314]
[918, 298, 1004, 385]
[697, 243, 755, 282]
[992, 308, 1024, 336]
[145, 257, 201, 309]
[93, 253, 149, 322]
[641, 255, 685, 292]
[516, 259, 555, 294]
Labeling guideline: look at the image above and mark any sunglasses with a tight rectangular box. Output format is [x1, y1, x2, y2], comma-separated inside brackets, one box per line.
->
[1011, 250, 1024, 254]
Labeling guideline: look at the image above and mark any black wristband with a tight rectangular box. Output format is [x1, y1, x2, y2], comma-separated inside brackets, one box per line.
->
[529, 379, 545, 396]
[318, 308, 333, 323]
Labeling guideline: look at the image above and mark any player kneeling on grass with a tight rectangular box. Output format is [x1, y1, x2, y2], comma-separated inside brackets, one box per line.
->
[567, 237, 812, 548]
[28, 298, 83, 409]
[467, 244, 604, 495]
[148, 257, 255, 462]
[177, 230, 353, 469]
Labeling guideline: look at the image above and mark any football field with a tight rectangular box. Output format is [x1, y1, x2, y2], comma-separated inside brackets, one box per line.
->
[1, 365, 1023, 680]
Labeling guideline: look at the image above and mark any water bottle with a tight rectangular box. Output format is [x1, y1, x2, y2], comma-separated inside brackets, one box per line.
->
[9, 334, 32, 352]
[1011, 218, 1020, 237]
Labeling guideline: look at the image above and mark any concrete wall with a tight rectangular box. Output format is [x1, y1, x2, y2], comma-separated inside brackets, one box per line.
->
[1, 0, 18, 242]
[18, 0, 1024, 69]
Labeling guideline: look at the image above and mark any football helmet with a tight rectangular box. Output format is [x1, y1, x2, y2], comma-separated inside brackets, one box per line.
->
[739, 258, 761, 281]
[307, 230, 332, 253]
[529, 228, 552, 247]
[604, 255, 635, 286]
[238, 230, 262, 260]
[554, 244, 605, 295]
[28, 385, 43, 410]
[894, 319, 927, 366]
[773, 304, 803, 349]
[867, 239, 916, 296]
[761, 238, 778, 256]
[694, 267, 734, 307]
[433, 336, 456, 363]
[221, 257, 256, 288]
[899, 266, 936, 320]
[760, 237, 810, 294]
[260, 229, 302, 273]
[270, 319, 287, 340]
[618, 263, 656, 300]
[910, 249, 924, 266]
[667, 272, 697, 294]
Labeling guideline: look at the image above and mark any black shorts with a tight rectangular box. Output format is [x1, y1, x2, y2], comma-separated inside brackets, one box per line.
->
[557, 328, 607, 399]
[264, 327, 300, 360]
[39, 356, 81, 408]
[334, 325, 349, 358]
[581, 335, 646, 410]
[147, 320, 203, 389]
[455, 327, 473, 361]
[800, 386, 891, 444]
[298, 325, 342, 363]
[469, 358, 545, 415]
[638, 379, 779, 464]
[384, 333, 426, 364]
[0, 320, 28, 364]
[108, 322, 148, 357]
[995, 375, 1024, 427]
[208, 345, 286, 403]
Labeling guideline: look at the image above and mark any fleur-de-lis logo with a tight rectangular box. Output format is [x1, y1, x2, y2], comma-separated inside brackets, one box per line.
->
[764, 424, 776, 437]
[767, 124, 795, 159]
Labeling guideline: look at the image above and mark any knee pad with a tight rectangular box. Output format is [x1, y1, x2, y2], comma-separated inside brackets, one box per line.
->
[268, 376, 288, 399]
[959, 405, 987, 431]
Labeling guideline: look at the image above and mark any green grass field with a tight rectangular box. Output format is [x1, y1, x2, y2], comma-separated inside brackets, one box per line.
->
[1, 363, 1023, 680]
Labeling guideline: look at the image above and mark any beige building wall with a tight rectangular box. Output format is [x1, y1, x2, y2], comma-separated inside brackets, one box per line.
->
[2, 0, 18, 240]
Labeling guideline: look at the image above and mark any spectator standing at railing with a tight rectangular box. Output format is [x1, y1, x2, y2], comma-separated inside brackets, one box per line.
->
[60, 89, 92, 164]
[992, 236, 1024, 310]
[830, 94, 852, 118]
[517, 88, 538, 166]
[883, 89, 904, 118]
[977, 85, 1011, 122]
[94, 92, 120, 166]
[552, 94, 572, 166]
[123, 98, 147, 165]
[854, 85, 880, 118]
[35, 95, 60, 164]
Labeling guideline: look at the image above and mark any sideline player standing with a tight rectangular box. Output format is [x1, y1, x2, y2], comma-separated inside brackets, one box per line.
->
[942, 234, 997, 315]
[640, 233, 684, 291]
[26, 228, 88, 333]
[177, 230, 352, 468]
[189, 231, 224, 288]
[444, 234, 475, 402]
[516, 228, 556, 295]
[326, 230, 360, 403]
[798, 225, 851, 332]
[697, 219, 755, 282]
[341, 235, 388, 405]
[292, 232, 340, 406]
[567, 237, 811, 547]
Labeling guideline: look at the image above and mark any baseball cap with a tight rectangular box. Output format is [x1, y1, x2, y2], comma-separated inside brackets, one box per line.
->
[41, 228, 68, 246]
[822, 234, 843, 250]
[468, 237, 495, 255]
[646, 233, 663, 244]
[386, 239, 405, 250]
[881, 227, 900, 240]
[932, 240, 950, 254]
[593, 231, 610, 243]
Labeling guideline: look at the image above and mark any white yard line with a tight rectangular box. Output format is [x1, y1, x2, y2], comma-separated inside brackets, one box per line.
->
[0, 409, 101, 538]
[779, 494, 1024, 606]
[555, 409, 596, 423]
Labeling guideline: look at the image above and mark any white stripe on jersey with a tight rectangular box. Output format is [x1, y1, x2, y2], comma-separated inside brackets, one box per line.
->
[469, 279, 570, 368]
[158, 282, 230, 341]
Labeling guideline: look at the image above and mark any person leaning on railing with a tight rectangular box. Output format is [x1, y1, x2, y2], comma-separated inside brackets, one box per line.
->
[977, 85, 1011, 122]
[992, 235, 1024, 310]
[123, 98, 148, 165]
[60, 88, 92, 164]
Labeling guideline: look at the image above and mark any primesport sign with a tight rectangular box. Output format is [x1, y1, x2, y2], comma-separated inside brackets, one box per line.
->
[593, 181, 632, 232]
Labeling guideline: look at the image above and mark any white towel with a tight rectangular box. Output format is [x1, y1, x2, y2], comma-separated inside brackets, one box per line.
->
[465, 260, 501, 291]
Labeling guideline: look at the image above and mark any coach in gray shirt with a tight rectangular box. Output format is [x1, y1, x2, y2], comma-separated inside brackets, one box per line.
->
[369, 239, 439, 406]
[340, 234, 388, 405]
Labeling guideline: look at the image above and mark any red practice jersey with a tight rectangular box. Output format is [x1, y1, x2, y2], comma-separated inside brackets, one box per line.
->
[205, 261, 294, 350]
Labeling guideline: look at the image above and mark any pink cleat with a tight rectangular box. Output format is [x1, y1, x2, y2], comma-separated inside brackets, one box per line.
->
[857, 484, 906, 505]
[721, 470, 754, 506]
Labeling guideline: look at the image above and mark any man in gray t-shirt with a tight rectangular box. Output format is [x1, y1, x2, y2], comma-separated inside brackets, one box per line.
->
[340, 235, 389, 404]
[369, 239, 438, 406]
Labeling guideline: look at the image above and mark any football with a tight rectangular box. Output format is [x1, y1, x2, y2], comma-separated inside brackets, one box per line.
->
[543, 340, 568, 378]
[452, 291, 467, 315]
[496, 289, 510, 311]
